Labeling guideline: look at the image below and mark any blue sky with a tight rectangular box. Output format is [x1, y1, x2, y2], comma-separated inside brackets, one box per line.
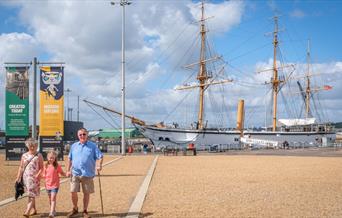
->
[218, 0, 342, 64]
[0, 0, 341, 130]
[0, 5, 23, 33]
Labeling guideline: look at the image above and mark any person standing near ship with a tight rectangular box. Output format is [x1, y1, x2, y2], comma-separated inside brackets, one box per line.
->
[143, 143, 148, 155]
[66, 128, 103, 218]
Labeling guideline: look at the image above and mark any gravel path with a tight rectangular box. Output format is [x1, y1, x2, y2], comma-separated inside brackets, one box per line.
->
[0, 156, 21, 201]
[0, 154, 154, 217]
[142, 155, 342, 217]
[1, 150, 342, 217]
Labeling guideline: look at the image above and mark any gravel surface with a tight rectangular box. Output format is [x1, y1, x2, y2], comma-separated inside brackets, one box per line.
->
[142, 155, 342, 217]
[1, 149, 342, 217]
[0, 154, 154, 217]
[0, 155, 21, 201]
[0, 154, 105, 202]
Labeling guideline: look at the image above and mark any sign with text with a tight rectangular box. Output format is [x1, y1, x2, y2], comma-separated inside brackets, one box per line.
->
[5, 66, 29, 160]
[40, 66, 64, 136]
[39, 136, 64, 160]
[5, 67, 29, 136]
[5, 136, 27, 160]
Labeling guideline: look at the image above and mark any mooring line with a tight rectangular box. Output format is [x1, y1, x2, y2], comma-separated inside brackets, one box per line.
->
[0, 155, 123, 208]
[126, 155, 159, 218]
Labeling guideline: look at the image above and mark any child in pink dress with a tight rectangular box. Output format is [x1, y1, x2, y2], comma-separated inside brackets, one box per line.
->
[43, 151, 66, 218]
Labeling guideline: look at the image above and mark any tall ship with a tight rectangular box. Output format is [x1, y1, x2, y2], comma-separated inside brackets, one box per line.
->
[86, 1, 335, 148]
[86, 1, 242, 148]
[243, 16, 335, 147]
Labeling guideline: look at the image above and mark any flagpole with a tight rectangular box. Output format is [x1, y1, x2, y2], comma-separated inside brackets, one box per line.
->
[33, 57, 37, 139]
[121, 0, 126, 155]
[111, 0, 131, 155]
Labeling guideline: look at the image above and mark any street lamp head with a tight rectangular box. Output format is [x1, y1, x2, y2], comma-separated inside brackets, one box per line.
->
[110, 2, 115, 5]
[120, 1, 132, 6]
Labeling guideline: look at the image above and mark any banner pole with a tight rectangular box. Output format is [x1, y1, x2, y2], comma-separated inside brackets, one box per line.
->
[33, 57, 37, 140]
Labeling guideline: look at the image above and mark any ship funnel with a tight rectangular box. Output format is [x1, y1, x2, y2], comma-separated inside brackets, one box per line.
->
[236, 99, 245, 135]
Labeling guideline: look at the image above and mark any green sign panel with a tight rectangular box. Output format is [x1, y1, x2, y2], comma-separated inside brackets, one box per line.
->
[5, 67, 29, 136]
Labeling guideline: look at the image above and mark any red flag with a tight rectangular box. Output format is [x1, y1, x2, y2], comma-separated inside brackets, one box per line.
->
[323, 85, 332, 90]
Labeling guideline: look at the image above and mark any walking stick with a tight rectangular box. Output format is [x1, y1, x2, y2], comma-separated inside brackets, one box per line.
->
[97, 170, 104, 214]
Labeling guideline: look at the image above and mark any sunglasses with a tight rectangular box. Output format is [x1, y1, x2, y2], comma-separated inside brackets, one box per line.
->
[78, 133, 87, 136]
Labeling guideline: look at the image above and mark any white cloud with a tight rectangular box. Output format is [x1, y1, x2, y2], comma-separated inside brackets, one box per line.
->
[1, 1, 341, 131]
[0, 32, 41, 130]
[189, 1, 244, 34]
[2, 1, 245, 130]
[290, 9, 306, 18]
[0, 33, 40, 62]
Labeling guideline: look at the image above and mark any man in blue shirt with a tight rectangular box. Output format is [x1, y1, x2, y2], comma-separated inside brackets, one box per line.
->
[66, 128, 103, 218]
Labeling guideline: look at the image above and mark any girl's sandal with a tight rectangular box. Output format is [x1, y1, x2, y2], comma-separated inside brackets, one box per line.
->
[29, 210, 37, 216]
[23, 214, 29, 218]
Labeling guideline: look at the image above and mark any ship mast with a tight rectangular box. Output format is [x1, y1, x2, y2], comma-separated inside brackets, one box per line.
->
[175, 1, 232, 129]
[271, 16, 284, 132]
[305, 39, 311, 118]
[197, 1, 208, 130]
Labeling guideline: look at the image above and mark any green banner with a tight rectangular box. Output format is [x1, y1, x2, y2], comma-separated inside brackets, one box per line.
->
[5, 67, 29, 136]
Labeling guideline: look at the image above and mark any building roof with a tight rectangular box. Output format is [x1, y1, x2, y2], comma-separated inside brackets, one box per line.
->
[101, 128, 137, 133]
[98, 128, 138, 138]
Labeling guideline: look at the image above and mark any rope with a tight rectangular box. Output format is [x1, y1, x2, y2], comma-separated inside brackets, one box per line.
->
[86, 102, 117, 128]
[207, 89, 221, 127]
[104, 110, 121, 128]
[227, 42, 270, 63]
[226, 63, 265, 86]
[126, 9, 192, 72]
[158, 30, 200, 90]
[162, 89, 195, 122]
[312, 93, 323, 122]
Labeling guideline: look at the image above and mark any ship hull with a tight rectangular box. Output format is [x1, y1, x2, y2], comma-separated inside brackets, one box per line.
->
[136, 125, 241, 148]
[245, 131, 336, 147]
[136, 125, 336, 148]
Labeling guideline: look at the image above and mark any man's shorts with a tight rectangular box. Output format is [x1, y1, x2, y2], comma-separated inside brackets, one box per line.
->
[70, 175, 94, 194]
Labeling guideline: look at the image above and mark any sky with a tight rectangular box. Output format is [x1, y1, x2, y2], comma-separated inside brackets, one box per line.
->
[0, 0, 341, 131]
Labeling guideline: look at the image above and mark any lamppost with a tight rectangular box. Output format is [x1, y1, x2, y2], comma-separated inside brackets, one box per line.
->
[65, 88, 72, 121]
[111, 0, 131, 155]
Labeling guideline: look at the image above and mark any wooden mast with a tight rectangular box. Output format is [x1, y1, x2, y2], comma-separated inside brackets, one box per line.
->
[175, 1, 232, 129]
[305, 39, 311, 118]
[272, 16, 279, 131]
[197, 1, 208, 130]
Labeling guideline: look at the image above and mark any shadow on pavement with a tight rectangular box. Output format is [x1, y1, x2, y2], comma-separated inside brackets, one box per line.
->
[39, 211, 153, 217]
[96, 174, 144, 177]
[107, 212, 153, 217]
